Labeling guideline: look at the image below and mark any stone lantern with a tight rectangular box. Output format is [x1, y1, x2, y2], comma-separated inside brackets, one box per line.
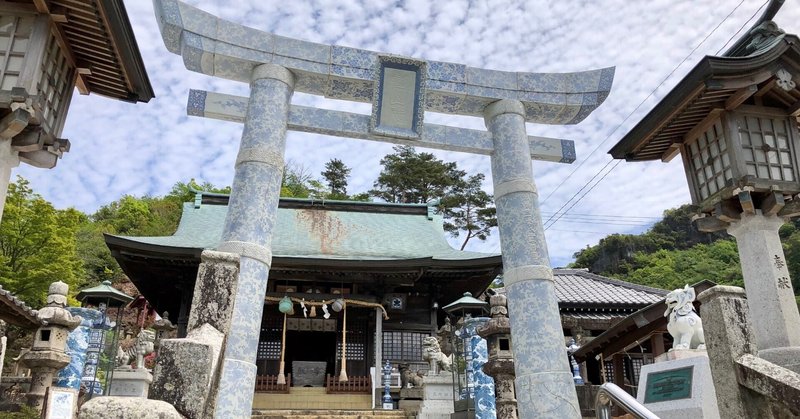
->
[610, 19, 800, 372]
[20, 281, 81, 411]
[477, 293, 517, 419]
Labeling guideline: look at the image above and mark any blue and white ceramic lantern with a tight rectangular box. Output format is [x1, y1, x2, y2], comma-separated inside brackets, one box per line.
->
[55, 307, 104, 390]
[462, 317, 496, 419]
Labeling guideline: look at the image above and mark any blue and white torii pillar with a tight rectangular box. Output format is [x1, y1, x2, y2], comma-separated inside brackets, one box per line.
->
[154, 1, 613, 418]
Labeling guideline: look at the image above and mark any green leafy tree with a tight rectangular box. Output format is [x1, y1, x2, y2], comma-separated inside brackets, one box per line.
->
[84, 180, 230, 284]
[281, 161, 327, 198]
[321, 158, 351, 199]
[622, 240, 742, 290]
[442, 174, 497, 250]
[0, 177, 85, 306]
[371, 146, 496, 247]
[370, 146, 465, 204]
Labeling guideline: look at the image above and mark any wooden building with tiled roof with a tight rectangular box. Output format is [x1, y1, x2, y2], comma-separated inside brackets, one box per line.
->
[105, 192, 502, 408]
[0, 0, 153, 220]
[493, 269, 667, 387]
[0, 284, 38, 328]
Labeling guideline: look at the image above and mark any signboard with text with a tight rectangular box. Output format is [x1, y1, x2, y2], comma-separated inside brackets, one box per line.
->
[370, 56, 427, 140]
[643, 366, 694, 403]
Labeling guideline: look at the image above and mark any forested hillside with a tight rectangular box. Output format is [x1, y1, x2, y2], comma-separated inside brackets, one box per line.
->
[570, 204, 800, 308]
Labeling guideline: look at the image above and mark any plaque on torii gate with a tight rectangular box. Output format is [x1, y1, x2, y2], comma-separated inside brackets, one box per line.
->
[153, 1, 614, 418]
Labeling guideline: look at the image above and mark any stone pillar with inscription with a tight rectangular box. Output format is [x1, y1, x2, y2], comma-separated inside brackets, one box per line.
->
[727, 213, 800, 373]
[486, 99, 581, 418]
[213, 63, 294, 419]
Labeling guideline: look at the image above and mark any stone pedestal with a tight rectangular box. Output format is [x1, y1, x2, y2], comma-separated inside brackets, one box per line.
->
[727, 213, 800, 373]
[109, 368, 153, 397]
[0, 139, 19, 221]
[418, 373, 455, 419]
[400, 388, 424, 417]
[637, 351, 720, 419]
[150, 324, 223, 419]
[696, 286, 776, 419]
[80, 397, 184, 419]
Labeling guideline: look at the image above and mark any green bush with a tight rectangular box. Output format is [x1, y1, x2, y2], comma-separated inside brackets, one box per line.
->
[0, 405, 40, 419]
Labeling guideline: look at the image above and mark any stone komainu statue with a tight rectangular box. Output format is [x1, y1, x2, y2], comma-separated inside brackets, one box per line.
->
[117, 329, 156, 369]
[422, 336, 453, 372]
[665, 285, 706, 350]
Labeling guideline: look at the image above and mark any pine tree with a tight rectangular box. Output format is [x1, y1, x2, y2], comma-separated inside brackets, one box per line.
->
[321, 158, 351, 199]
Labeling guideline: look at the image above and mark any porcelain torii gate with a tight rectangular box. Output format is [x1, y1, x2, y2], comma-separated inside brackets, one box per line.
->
[154, 1, 613, 417]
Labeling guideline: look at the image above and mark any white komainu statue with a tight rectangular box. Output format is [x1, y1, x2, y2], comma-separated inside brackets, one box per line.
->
[422, 336, 453, 372]
[665, 285, 706, 350]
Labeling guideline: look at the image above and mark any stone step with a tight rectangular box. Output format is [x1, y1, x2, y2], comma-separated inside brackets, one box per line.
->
[251, 409, 409, 419]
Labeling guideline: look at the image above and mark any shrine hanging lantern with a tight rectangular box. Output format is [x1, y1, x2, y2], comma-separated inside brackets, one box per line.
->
[680, 103, 800, 215]
[609, 25, 800, 232]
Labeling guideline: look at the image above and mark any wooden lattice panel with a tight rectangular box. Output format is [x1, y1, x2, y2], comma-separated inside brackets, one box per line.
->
[0, 15, 34, 91]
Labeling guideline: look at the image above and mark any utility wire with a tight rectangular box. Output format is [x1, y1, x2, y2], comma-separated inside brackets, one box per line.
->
[715, 0, 770, 55]
[541, 0, 750, 230]
[541, 212, 662, 220]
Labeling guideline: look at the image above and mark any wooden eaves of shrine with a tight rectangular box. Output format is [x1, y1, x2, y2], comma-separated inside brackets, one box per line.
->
[572, 280, 716, 389]
[6, 0, 154, 102]
[0, 284, 38, 328]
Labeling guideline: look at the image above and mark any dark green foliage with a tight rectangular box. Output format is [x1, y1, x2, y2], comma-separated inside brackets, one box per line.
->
[0, 405, 40, 419]
[624, 240, 743, 290]
[371, 146, 496, 247]
[571, 204, 729, 276]
[370, 146, 465, 204]
[441, 174, 497, 250]
[571, 203, 800, 298]
[321, 158, 351, 199]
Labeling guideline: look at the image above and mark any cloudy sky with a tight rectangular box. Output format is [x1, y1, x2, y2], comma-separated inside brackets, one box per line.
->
[15, 0, 800, 267]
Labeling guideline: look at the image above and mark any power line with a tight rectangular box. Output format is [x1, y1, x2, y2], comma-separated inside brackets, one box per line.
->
[542, 211, 661, 219]
[545, 160, 622, 230]
[715, 0, 770, 55]
[542, 0, 750, 229]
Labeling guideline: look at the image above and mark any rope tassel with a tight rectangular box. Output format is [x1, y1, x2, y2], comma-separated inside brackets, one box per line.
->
[277, 313, 287, 385]
[339, 302, 348, 382]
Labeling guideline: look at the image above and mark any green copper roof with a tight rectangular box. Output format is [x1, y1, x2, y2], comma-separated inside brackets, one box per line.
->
[76, 280, 134, 306]
[108, 200, 497, 261]
[442, 292, 488, 314]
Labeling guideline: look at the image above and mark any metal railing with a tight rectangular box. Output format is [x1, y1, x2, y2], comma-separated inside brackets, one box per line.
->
[596, 383, 660, 419]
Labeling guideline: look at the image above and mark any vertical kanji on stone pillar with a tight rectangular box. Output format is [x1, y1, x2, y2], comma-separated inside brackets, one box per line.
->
[213, 63, 294, 419]
[727, 214, 800, 373]
[485, 99, 580, 419]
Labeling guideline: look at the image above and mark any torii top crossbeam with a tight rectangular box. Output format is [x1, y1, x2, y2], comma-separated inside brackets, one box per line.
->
[154, 0, 612, 125]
